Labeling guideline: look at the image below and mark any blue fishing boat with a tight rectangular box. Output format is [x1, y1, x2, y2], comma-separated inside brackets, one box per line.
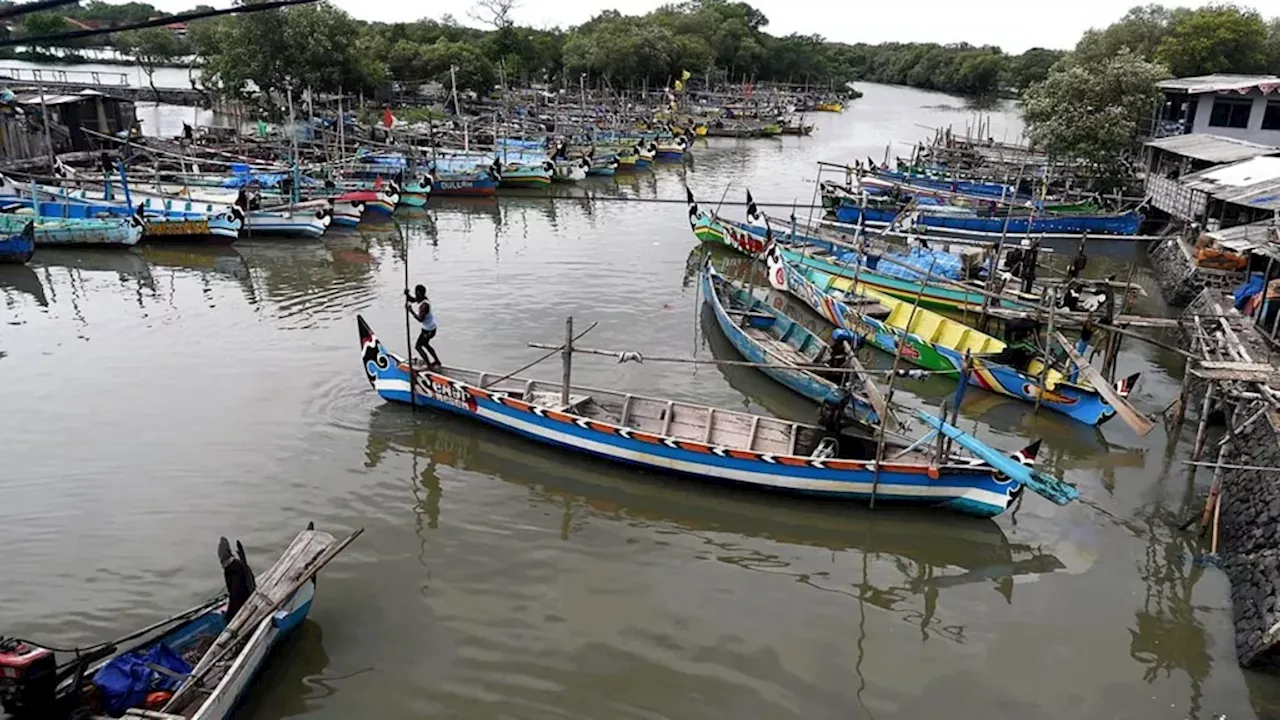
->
[356, 316, 1077, 517]
[0, 526, 359, 720]
[871, 169, 1021, 200]
[701, 261, 881, 427]
[429, 170, 499, 197]
[0, 222, 34, 263]
[833, 202, 1144, 236]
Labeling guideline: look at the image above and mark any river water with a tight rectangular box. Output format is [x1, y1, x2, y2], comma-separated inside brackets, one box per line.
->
[0, 82, 1272, 719]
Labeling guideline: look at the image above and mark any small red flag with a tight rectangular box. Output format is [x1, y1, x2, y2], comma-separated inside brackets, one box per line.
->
[382, 107, 394, 128]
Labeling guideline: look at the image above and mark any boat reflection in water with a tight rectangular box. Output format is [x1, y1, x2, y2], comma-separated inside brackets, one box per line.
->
[361, 403, 1074, 641]
[0, 264, 47, 307]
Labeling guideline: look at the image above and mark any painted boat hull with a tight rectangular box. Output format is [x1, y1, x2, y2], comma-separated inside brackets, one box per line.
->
[701, 265, 880, 426]
[834, 202, 1143, 236]
[357, 317, 1042, 517]
[0, 227, 34, 263]
[768, 251, 1121, 426]
[430, 173, 498, 197]
[499, 165, 554, 189]
[0, 213, 142, 247]
[691, 212, 982, 313]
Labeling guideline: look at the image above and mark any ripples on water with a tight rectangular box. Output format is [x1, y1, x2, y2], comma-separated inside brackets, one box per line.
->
[0, 84, 1265, 719]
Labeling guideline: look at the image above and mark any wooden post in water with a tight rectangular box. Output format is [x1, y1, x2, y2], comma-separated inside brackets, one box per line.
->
[1034, 288, 1057, 414]
[1192, 381, 1217, 462]
[36, 80, 55, 174]
[872, 258, 936, 508]
[561, 316, 574, 406]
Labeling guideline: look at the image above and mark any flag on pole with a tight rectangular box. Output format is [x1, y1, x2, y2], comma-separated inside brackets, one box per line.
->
[383, 107, 395, 129]
[674, 79, 685, 93]
[746, 190, 760, 223]
[681, 69, 691, 81]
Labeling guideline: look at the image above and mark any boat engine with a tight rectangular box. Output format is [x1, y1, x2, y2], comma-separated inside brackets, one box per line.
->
[0, 638, 57, 717]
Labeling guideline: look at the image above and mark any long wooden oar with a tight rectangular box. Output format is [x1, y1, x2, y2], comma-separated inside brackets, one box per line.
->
[1053, 331, 1155, 436]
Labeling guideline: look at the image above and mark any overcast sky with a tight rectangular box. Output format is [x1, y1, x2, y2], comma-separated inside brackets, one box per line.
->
[138, 0, 1280, 53]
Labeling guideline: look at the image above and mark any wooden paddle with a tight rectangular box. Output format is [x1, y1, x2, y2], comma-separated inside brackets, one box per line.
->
[1053, 331, 1155, 436]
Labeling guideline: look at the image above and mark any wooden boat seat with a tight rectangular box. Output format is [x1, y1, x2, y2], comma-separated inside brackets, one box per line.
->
[745, 328, 809, 367]
[728, 310, 777, 328]
[528, 390, 593, 414]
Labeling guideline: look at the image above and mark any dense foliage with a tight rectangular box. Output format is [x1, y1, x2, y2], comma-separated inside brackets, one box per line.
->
[1073, 3, 1278, 77]
[8, 0, 1280, 104]
[1022, 49, 1167, 189]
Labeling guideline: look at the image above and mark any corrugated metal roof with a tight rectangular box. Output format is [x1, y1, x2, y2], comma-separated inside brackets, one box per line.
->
[13, 89, 105, 106]
[1145, 133, 1279, 163]
[1181, 156, 1280, 211]
[1206, 219, 1278, 253]
[1158, 74, 1280, 94]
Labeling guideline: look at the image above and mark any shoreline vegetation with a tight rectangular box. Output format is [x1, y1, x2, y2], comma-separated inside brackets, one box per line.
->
[2, 2, 1277, 100]
[4, 1, 1279, 190]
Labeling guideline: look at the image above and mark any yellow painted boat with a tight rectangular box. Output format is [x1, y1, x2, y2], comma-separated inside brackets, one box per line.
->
[814, 273, 1064, 385]
[814, 102, 844, 112]
[694, 124, 708, 137]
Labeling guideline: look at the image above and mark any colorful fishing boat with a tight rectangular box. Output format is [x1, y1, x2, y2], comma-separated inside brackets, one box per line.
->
[654, 138, 689, 161]
[0, 222, 34, 263]
[428, 170, 499, 197]
[401, 177, 432, 207]
[833, 202, 1144, 236]
[551, 158, 590, 183]
[702, 261, 881, 427]
[765, 248, 1138, 426]
[586, 154, 620, 177]
[615, 153, 639, 172]
[499, 163, 554, 189]
[356, 316, 1077, 517]
[689, 209, 987, 313]
[814, 101, 844, 112]
[0, 525, 357, 720]
[0, 212, 142, 247]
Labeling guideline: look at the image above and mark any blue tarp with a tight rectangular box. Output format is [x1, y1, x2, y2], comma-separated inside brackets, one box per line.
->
[1234, 272, 1265, 310]
[834, 246, 964, 282]
[93, 642, 191, 717]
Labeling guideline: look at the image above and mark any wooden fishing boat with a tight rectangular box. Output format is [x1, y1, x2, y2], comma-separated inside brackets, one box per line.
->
[551, 158, 590, 183]
[0, 212, 142, 248]
[400, 177, 433, 207]
[654, 138, 688, 161]
[499, 163, 554, 189]
[701, 261, 882, 427]
[0, 222, 34, 263]
[833, 201, 1144, 236]
[428, 170, 499, 197]
[690, 209, 986, 313]
[356, 316, 1077, 517]
[814, 101, 844, 112]
[37, 185, 330, 240]
[765, 247, 1138, 426]
[0, 525, 359, 720]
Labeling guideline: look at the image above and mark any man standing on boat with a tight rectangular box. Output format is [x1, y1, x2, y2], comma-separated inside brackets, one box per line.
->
[406, 285, 442, 369]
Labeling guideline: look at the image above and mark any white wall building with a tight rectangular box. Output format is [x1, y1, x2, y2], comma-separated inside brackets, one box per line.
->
[1154, 74, 1280, 146]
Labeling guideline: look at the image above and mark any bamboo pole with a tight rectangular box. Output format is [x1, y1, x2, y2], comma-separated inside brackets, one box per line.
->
[1034, 288, 1057, 414]
[561, 316, 574, 406]
[399, 221, 416, 412]
[871, 257, 937, 508]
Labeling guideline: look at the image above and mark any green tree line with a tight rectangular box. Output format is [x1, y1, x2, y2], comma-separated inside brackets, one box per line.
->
[9, 0, 1280, 102]
[1019, 3, 1280, 190]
